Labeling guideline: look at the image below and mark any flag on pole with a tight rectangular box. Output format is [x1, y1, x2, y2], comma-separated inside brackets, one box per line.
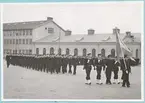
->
[115, 27, 132, 62]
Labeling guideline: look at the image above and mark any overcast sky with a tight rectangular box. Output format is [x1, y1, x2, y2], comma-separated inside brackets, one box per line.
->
[3, 1, 144, 34]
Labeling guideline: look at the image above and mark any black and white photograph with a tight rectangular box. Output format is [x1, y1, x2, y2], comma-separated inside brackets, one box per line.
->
[2, 1, 144, 100]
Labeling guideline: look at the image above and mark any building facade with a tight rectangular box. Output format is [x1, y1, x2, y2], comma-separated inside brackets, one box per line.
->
[3, 17, 141, 60]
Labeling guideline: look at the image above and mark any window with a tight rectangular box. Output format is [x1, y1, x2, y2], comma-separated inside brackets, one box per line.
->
[19, 39, 21, 44]
[66, 48, 70, 55]
[10, 31, 12, 36]
[29, 39, 32, 44]
[13, 31, 15, 36]
[92, 49, 96, 57]
[43, 48, 46, 55]
[58, 48, 61, 55]
[74, 48, 78, 56]
[16, 33, 18, 36]
[13, 39, 15, 44]
[30, 30, 32, 35]
[23, 30, 25, 36]
[23, 39, 25, 44]
[7, 31, 9, 36]
[19, 30, 21, 36]
[50, 47, 54, 55]
[48, 28, 54, 33]
[26, 30, 28, 36]
[15, 50, 17, 54]
[111, 49, 115, 57]
[29, 49, 32, 55]
[101, 48, 105, 57]
[10, 39, 12, 44]
[136, 49, 138, 58]
[16, 39, 18, 44]
[6, 39, 9, 44]
[19, 50, 21, 54]
[82, 48, 87, 56]
[26, 39, 29, 44]
[7, 39, 9, 44]
[36, 48, 39, 55]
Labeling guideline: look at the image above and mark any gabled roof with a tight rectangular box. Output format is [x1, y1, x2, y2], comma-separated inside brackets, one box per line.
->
[3, 20, 47, 30]
[34, 33, 141, 43]
[3, 20, 65, 32]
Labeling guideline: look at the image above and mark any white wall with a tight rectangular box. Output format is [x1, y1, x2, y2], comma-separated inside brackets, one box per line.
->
[32, 22, 65, 41]
[33, 42, 141, 59]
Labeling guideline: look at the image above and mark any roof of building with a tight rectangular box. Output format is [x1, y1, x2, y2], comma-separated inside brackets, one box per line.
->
[3, 20, 66, 31]
[34, 33, 141, 43]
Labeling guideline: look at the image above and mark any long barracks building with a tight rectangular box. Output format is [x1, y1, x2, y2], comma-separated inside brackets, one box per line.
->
[3, 17, 141, 60]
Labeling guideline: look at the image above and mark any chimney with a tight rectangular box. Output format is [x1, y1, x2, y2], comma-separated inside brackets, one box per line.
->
[126, 31, 131, 36]
[88, 29, 95, 35]
[65, 30, 72, 36]
[113, 27, 120, 34]
[47, 17, 53, 21]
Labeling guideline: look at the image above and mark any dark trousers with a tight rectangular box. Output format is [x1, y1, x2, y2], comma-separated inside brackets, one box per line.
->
[62, 65, 66, 73]
[96, 66, 102, 80]
[122, 71, 130, 87]
[68, 64, 72, 73]
[113, 70, 119, 79]
[106, 69, 112, 83]
[7, 61, 10, 68]
[56, 66, 61, 73]
[121, 70, 124, 80]
[73, 65, 77, 75]
[85, 66, 91, 80]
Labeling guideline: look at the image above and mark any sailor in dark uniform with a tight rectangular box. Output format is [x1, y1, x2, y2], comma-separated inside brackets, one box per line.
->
[83, 53, 92, 85]
[112, 57, 120, 84]
[6, 54, 11, 68]
[120, 55, 134, 87]
[68, 55, 72, 74]
[72, 55, 78, 75]
[95, 54, 103, 85]
[105, 55, 114, 84]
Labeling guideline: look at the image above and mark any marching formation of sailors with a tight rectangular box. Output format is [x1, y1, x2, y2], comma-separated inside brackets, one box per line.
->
[5, 53, 136, 88]
[83, 53, 135, 88]
[5, 54, 79, 75]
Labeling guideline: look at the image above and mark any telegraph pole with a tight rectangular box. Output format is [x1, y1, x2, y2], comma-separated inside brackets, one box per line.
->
[58, 29, 61, 55]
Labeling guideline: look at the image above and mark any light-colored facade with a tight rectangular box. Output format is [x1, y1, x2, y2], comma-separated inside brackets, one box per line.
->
[3, 17, 141, 60]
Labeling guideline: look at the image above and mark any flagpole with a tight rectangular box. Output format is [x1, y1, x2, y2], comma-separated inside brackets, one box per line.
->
[120, 41, 128, 71]
[58, 29, 60, 55]
[116, 29, 128, 71]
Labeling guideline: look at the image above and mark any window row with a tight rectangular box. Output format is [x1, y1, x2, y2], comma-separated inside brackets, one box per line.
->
[3, 29, 32, 36]
[4, 49, 32, 55]
[36, 48, 139, 58]
[4, 39, 32, 45]
[35, 48, 114, 57]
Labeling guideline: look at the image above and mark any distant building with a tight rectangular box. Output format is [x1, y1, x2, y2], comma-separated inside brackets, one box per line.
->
[3, 17, 141, 60]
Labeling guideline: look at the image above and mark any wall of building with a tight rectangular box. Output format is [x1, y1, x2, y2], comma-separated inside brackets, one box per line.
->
[33, 42, 141, 59]
[32, 22, 65, 41]
[3, 29, 33, 56]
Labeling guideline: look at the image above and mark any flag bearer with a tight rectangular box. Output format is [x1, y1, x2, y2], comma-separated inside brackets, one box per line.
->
[112, 57, 120, 84]
[120, 55, 132, 87]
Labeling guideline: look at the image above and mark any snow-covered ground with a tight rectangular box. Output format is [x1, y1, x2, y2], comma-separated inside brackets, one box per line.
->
[3, 60, 141, 99]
